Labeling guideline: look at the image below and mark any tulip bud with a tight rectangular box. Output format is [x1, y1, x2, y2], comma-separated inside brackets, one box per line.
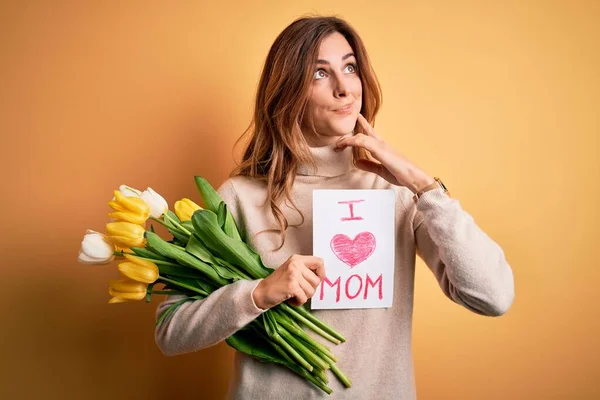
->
[108, 278, 147, 301]
[108, 297, 130, 303]
[141, 188, 168, 218]
[106, 221, 146, 248]
[174, 198, 202, 222]
[108, 190, 150, 225]
[78, 229, 115, 265]
[118, 254, 159, 284]
[119, 185, 142, 198]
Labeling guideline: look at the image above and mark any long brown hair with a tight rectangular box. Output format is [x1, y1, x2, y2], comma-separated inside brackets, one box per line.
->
[231, 15, 382, 250]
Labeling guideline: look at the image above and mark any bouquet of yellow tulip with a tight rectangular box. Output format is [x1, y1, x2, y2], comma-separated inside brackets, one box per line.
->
[78, 176, 350, 394]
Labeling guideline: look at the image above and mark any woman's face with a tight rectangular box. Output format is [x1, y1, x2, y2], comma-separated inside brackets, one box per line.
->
[303, 32, 363, 146]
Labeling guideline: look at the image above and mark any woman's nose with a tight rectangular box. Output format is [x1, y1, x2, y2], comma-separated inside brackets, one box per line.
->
[334, 77, 348, 98]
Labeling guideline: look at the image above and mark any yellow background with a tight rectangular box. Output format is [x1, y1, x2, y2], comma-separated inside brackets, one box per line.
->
[1, 1, 598, 399]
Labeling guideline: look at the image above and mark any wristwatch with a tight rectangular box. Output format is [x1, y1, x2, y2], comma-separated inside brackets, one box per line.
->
[413, 177, 449, 204]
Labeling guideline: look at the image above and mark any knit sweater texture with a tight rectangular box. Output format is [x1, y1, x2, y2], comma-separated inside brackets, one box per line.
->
[155, 143, 515, 400]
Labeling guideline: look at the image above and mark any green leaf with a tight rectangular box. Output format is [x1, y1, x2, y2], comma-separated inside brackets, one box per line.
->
[181, 220, 195, 233]
[191, 209, 269, 279]
[170, 229, 190, 245]
[221, 201, 242, 241]
[171, 276, 215, 294]
[145, 231, 228, 287]
[194, 176, 221, 213]
[165, 210, 181, 224]
[157, 265, 205, 279]
[185, 236, 241, 280]
[215, 257, 253, 280]
[226, 327, 285, 365]
[212, 263, 239, 280]
[146, 282, 157, 303]
[194, 176, 243, 241]
[158, 276, 210, 297]
[161, 214, 189, 243]
[131, 247, 169, 261]
[195, 279, 216, 294]
[185, 234, 217, 265]
[225, 323, 333, 394]
[155, 295, 202, 327]
[217, 201, 227, 228]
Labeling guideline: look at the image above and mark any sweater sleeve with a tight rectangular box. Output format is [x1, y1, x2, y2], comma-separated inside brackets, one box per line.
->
[411, 188, 515, 317]
[154, 179, 265, 356]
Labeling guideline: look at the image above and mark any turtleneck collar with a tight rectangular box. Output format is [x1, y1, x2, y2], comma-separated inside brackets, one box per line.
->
[296, 135, 356, 177]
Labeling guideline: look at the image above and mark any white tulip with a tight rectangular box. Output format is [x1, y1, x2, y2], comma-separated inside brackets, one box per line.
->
[114, 184, 168, 218]
[78, 229, 115, 265]
[141, 187, 169, 218]
[118, 185, 142, 198]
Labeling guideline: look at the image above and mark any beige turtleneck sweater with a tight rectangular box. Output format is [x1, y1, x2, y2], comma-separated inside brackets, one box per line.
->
[154, 144, 515, 400]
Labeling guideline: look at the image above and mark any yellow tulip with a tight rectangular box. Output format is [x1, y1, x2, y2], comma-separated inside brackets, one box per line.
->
[106, 221, 146, 248]
[108, 190, 150, 225]
[108, 278, 147, 301]
[108, 297, 129, 303]
[115, 245, 134, 254]
[174, 198, 202, 221]
[118, 254, 159, 284]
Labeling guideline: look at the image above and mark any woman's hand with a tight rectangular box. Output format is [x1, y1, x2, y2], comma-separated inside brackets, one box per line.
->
[335, 114, 435, 193]
[252, 255, 326, 310]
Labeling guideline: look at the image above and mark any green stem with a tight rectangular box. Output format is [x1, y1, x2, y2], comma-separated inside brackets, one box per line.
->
[298, 367, 332, 394]
[312, 368, 329, 384]
[113, 251, 181, 267]
[296, 333, 338, 363]
[273, 310, 337, 361]
[158, 276, 208, 297]
[250, 323, 332, 395]
[218, 259, 253, 281]
[278, 327, 329, 371]
[149, 290, 185, 295]
[291, 305, 346, 343]
[320, 351, 352, 388]
[149, 215, 190, 241]
[156, 296, 199, 327]
[148, 215, 174, 230]
[279, 304, 341, 345]
[271, 331, 313, 372]
[161, 213, 192, 236]
[133, 256, 180, 267]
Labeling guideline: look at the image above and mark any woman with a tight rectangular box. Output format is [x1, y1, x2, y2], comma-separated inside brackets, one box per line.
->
[155, 15, 515, 399]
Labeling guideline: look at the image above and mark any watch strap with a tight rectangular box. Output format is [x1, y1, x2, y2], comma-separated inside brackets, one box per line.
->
[413, 177, 449, 204]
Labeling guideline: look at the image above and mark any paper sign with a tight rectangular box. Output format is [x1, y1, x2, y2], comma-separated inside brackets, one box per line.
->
[311, 189, 396, 309]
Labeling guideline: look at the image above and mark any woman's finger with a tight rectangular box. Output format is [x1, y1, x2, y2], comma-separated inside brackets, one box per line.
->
[357, 114, 382, 140]
[299, 256, 326, 281]
[335, 133, 380, 154]
[297, 275, 316, 298]
[301, 266, 321, 288]
[290, 281, 309, 306]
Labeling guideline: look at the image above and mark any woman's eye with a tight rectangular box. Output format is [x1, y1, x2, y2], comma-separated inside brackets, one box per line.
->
[314, 69, 327, 80]
[345, 64, 357, 73]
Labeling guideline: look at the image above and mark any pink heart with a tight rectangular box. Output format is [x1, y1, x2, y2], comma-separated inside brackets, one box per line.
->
[330, 232, 376, 268]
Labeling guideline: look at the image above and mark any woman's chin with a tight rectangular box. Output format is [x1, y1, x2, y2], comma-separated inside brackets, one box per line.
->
[328, 120, 357, 136]
[333, 124, 356, 136]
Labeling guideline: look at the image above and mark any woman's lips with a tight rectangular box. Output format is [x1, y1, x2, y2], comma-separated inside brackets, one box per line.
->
[332, 103, 353, 115]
